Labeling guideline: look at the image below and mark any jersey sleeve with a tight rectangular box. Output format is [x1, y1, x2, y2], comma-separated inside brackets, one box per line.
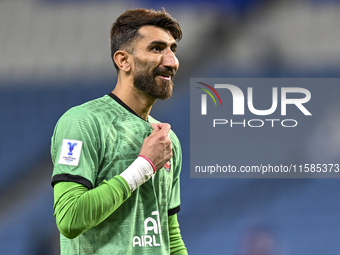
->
[168, 214, 188, 255]
[51, 107, 102, 189]
[54, 176, 131, 239]
[168, 131, 182, 215]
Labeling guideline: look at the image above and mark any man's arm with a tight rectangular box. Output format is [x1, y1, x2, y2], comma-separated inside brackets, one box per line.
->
[53, 176, 130, 239]
[169, 213, 188, 255]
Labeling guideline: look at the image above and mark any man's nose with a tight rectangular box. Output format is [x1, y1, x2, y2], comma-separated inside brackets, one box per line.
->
[162, 49, 179, 70]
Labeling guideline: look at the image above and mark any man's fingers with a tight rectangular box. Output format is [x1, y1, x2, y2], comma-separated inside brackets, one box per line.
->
[141, 123, 173, 171]
[150, 123, 159, 132]
[158, 123, 171, 134]
[150, 123, 171, 134]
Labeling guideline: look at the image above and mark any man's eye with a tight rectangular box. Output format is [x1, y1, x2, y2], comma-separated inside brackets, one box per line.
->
[152, 46, 162, 52]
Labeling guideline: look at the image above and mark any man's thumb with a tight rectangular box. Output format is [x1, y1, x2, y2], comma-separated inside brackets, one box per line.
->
[150, 123, 160, 132]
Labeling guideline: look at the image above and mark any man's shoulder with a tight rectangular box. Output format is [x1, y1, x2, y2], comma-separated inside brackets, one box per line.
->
[61, 95, 121, 123]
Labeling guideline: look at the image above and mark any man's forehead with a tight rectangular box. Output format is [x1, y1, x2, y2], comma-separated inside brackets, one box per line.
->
[137, 25, 176, 44]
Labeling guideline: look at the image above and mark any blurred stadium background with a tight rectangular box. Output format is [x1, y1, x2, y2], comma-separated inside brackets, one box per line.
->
[1, 0, 340, 254]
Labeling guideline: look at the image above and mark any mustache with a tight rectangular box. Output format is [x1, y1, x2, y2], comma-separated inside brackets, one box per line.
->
[153, 66, 176, 77]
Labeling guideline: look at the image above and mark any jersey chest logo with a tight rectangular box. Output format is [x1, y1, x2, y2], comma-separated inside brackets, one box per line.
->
[164, 160, 171, 172]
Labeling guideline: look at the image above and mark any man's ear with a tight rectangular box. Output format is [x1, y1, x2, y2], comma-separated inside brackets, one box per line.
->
[114, 50, 131, 72]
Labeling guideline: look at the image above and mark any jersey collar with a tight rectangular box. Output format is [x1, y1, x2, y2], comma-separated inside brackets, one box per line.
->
[107, 93, 149, 123]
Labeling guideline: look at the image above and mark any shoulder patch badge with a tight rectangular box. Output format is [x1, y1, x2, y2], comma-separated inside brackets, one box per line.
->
[58, 139, 83, 166]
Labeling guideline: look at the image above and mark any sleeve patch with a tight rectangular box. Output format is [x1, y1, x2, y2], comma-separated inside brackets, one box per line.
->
[58, 139, 83, 166]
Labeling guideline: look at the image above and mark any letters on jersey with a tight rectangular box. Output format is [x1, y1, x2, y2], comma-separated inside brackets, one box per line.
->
[132, 211, 163, 248]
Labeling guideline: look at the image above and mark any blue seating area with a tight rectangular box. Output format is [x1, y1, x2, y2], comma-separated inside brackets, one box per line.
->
[0, 82, 113, 192]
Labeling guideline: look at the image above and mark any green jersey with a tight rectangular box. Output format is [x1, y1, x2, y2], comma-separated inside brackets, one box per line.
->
[51, 93, 182, 255]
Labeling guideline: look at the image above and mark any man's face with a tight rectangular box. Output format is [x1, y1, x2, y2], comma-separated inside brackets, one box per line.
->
[131, 26, 179, 100]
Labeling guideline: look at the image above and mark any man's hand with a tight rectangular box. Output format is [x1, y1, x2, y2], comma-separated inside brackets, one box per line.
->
[139, 123, 173, 171]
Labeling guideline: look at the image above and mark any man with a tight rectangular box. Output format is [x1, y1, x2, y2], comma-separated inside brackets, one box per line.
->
[51, 8, 188, 255]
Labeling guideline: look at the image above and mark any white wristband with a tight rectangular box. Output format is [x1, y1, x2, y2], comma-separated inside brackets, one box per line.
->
[120, 156, 154, 192]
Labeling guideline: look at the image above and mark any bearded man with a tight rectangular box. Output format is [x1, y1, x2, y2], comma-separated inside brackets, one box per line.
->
[51, 8, 187, 255]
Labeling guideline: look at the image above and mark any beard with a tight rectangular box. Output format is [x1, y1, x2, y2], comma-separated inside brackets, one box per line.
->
[133, 58, 176, 100]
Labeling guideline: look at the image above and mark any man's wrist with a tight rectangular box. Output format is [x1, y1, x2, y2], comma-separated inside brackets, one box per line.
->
[119, 156, 154, 192]
[138, 155, 156, 173]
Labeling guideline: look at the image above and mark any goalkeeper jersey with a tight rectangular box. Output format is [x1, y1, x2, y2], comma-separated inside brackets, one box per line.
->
[51, 93, 182, 255]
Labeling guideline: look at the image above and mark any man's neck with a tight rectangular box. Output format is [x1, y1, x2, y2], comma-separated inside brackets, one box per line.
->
[111, 81, 156, 120]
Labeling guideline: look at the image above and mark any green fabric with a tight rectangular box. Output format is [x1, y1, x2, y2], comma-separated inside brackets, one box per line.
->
[51, 94, 184, 254]
[54, 176, 131, 239]
[54, 181, 187, 254]
[168, 214, 188, 255]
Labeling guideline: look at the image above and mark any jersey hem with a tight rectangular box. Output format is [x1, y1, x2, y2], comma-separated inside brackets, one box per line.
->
[51, 174, 93, 189]
[168, 205, 180, 216]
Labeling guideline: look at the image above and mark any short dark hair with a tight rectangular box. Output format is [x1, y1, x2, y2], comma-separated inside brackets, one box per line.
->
[110, 8, 182, 70]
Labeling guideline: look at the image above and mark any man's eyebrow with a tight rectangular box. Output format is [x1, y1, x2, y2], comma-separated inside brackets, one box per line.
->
[148, 41, 178, 48]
